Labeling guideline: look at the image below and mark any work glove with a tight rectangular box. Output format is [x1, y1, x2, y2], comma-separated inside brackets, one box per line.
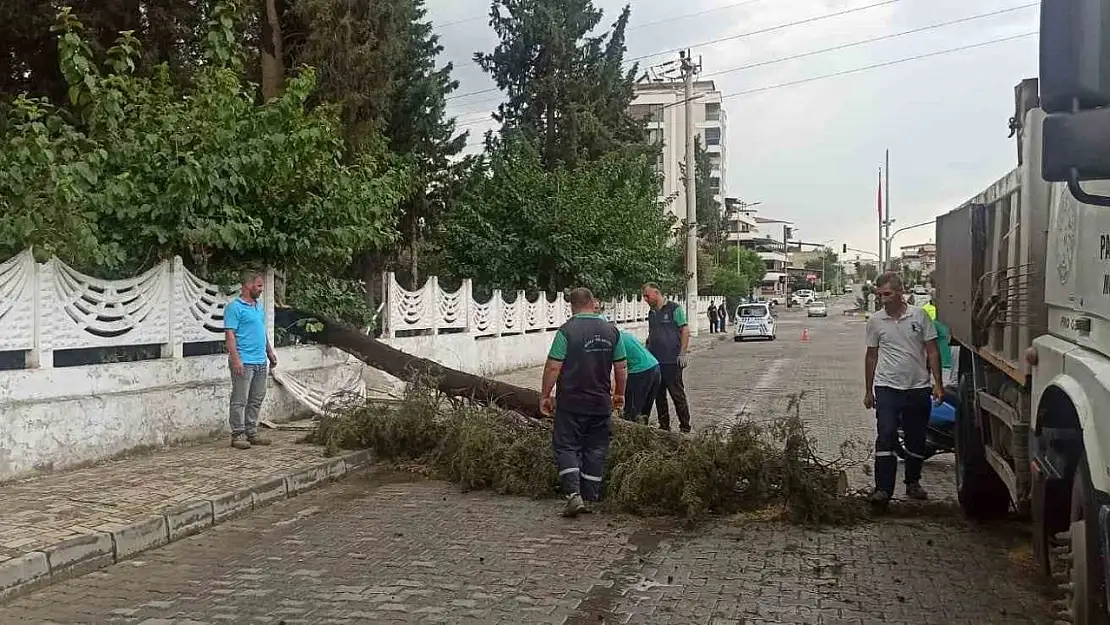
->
[678, 354, 689, 369]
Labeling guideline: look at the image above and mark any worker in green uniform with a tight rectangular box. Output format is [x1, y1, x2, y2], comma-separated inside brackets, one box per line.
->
[921, 299, 953, 382]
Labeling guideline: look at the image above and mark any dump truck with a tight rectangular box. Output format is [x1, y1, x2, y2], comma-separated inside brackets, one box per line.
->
[935, 66, 1110, 623]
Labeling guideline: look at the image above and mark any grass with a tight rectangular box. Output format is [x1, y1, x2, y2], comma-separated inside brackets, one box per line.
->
[310, 377, 869, 526]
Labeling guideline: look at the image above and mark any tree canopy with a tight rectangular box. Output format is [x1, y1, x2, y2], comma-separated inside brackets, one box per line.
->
[0, 4, 406, 278]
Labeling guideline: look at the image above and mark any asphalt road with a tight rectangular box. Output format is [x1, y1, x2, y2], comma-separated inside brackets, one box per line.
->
[2, 298, 1059, 625]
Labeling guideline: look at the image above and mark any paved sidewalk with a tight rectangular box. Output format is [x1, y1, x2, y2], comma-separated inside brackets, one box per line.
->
[0, 428, 370, 600]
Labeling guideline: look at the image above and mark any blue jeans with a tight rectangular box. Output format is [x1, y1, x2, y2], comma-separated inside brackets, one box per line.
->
[229, 363, 268, 437]
[873, 386, 931, 494]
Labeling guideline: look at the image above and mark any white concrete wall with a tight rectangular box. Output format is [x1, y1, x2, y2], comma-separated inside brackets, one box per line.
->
[0, 345, 361, 481]
[382, 322, 649, 378]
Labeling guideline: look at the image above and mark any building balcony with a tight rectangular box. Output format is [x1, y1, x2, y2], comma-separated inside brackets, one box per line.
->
[758, 251, 788, 263]
[706, 143, 722, 153]
[726, 231, 760, 242]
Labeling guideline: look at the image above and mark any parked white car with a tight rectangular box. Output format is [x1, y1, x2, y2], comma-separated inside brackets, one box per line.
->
[806, 301, 827, 317]
[734, 303, 776, 341]
[791, 289, 815, 306]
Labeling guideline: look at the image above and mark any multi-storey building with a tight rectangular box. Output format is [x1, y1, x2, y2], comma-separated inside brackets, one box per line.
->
[722, 198, 795, 302]
[629, 79, 727, 224]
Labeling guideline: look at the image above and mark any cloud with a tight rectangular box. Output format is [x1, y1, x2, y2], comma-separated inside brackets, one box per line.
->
[429, 0, 1040, 253]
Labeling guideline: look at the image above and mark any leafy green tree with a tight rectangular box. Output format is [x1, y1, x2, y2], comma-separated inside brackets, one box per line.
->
[1, 0, 204, 106]
[442, 135, 678, 296]
[475, 0, 642, 169]
[719, 246, 766, 296]
[694, 137, 724, 244]
[0, 5, 407, 279]
[708, 268, 749, 298]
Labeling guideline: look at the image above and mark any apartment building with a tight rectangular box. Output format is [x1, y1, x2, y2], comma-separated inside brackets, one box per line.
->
[897, 242, 937, 275]
[722, 199, 795, 301]
[629, 79, 727, 223]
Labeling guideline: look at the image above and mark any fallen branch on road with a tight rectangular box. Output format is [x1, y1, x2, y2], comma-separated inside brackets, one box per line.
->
[277, 307, 868, 525]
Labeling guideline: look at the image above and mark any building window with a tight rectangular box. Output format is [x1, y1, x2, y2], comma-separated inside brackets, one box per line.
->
[705, 103, 721, 121]
[709, 176, 721, 194]
[704, 127, 721, 146]
[630, 104, 665, 123]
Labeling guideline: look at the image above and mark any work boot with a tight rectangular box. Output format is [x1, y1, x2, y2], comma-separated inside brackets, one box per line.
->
[562, 493, 587, 518]
[679, 426, 692, 435]
[868, 488, 890, 511]
[231, 435, 251, 450]
[905, 482, 928, 500]
[247, 434, 272, 446]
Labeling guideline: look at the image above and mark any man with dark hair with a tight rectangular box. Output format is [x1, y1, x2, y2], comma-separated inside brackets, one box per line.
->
[707, 302, 719, 334]
[642, 283, 692, 433]
[225, 270, 278, 450]
[541, 287, 628, 517]
[864, 272, 944, 509]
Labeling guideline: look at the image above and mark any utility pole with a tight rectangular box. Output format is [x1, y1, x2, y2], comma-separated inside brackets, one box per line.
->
[681, 49, 701, 335]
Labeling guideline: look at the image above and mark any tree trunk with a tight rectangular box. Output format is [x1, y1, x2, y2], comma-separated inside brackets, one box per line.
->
[275, 307, 544, 419]
[260, 0, 285, 101]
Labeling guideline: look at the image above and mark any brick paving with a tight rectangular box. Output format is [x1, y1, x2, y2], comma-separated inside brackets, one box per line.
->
[0, 429, 325, 562]
[2, 475, 1055, 624]
[1, 297, 1057, 623]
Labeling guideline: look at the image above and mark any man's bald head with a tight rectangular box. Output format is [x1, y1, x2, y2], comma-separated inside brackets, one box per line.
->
[568, 287, 595, 313]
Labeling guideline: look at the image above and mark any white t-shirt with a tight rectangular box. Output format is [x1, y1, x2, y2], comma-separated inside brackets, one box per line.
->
[866, 305, 937, 390]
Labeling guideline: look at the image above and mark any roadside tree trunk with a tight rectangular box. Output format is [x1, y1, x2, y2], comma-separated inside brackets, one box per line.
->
[275, 307, 544, 419]
[260, 0, 285, 101]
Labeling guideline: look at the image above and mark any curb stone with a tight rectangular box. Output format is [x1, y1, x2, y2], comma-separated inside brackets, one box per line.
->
[0, 448, 372, 603]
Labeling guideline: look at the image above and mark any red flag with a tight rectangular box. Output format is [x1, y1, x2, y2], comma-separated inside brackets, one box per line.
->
[877, 168, 883, 222]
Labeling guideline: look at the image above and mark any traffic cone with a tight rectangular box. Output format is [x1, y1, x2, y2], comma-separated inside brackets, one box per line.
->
[801, 328, 810, 342]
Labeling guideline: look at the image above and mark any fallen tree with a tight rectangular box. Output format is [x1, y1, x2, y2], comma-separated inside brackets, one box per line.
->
[275, 307, 544, 418]
[275, 306, 867, 524]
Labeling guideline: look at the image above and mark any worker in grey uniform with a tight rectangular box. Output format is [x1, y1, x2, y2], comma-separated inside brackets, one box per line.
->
[642, 283, 692, 433]
[540, 287, 628, 517]
[863, 272, 944, 509]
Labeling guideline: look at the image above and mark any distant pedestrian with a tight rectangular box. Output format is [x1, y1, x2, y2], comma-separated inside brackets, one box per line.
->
[225, 270, 278, 450]
[717, 301, 728, 332]
[540, 288, 628, 517]
[707, 302, 719, 334]
[616, 326, 660, 424]
[863, 272, 944, 509]
[642, 283, 693, 433]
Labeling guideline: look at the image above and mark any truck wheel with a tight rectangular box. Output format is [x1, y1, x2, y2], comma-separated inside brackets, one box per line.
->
[1055, 455, 1110, 625]
[954, 371, 1011, 519]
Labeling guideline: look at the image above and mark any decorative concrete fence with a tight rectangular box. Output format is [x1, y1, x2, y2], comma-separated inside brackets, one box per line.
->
[0, 251, 726, 482]
[377, 272, 722, 377]
[0, 250, 360, 482]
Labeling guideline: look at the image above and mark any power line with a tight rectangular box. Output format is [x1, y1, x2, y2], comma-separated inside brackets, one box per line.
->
[447, 4, 1037, 117]
[447, 0, 907, 102]
[451, 31, 1036, 130]
[702, 2, 1036, 80]
[627, 0, 905, 63]
[718, 31, 1035, 100]
[436, 0, 769, 31]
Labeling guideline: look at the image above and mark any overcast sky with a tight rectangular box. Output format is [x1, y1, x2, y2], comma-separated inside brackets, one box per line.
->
[425, 0, 1039, 258]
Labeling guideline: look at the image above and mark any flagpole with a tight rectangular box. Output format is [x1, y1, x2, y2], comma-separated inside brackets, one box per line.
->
[877, 166, 884, 272]
[884, 149, 891, 271]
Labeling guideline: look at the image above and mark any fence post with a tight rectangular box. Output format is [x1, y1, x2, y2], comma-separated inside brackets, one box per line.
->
[429, 276, 440, 336]
[25, 255, 52, 369]
[382, 272, 396, 339]
[461, 278, 474, 334]
[263, 266, 276, 346]
[491, 289, 503, 337]
[163, 258, 184, 359]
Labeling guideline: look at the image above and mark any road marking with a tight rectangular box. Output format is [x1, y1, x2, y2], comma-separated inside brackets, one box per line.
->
[732, 357, 789, 419]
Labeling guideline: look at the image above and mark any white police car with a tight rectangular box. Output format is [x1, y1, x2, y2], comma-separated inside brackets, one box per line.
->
[734, 303, 776, 341]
